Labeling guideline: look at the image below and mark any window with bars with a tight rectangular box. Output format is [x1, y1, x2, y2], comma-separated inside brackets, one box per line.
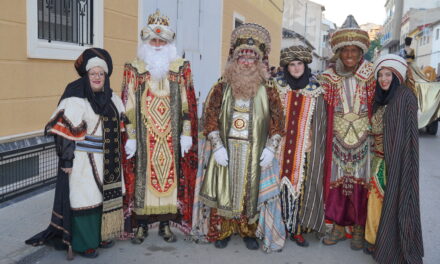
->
[37, 0, 94, 46]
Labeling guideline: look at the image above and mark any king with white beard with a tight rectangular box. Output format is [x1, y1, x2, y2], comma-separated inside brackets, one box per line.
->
[121, 10, 198, 244]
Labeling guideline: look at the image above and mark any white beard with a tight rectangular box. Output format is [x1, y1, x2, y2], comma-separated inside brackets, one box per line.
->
[137, 42, 177, 81]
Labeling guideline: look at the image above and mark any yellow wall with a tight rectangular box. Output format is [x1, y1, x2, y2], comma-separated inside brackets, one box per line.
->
[221, 0, 283, 69]
[0, 0, 138, 138]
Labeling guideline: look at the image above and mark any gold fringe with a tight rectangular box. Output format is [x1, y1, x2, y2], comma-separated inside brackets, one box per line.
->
[101, 209, 124, 241]
[134, 204, 178, 215]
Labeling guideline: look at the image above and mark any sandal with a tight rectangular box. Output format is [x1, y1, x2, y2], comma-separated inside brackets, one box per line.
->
[350, 225, 364, 251]
[322, 225, 346, 246]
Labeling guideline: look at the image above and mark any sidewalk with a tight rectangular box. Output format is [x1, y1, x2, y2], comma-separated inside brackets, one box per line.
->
[0, 188, 54, 264]
[1, 134, 439, 263]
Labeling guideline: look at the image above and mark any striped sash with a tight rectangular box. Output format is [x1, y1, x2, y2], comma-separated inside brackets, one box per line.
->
[76, 135, 103, 153]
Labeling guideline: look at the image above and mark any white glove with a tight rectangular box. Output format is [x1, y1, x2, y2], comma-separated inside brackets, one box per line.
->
[180, 135, 193, 157]
[125, 139, 137, 159]
[259, 148, 274, 168]
[214, 147, 228, 167]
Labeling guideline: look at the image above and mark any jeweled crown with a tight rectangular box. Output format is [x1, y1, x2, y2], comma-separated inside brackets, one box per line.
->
[147, 10, 170, 26]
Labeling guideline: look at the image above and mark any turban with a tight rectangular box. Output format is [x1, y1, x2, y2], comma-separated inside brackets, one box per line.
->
[74, 48, 113, 77]
[280, 45, 313, 67]
[373, 54, 408, 83]
[330, 15, 370, 54]
[140, 10, 175, 42]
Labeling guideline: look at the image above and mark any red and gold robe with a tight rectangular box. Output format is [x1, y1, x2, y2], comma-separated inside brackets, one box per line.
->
[121, 57, 198, 234]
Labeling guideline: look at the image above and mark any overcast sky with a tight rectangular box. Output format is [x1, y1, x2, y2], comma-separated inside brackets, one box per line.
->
[311, 0, 386, 26]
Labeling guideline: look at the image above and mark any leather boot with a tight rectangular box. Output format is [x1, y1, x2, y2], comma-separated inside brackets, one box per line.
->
[214, 236, 231, 249]
[131, 224, 148, 244]
[158, 221, 177, 243]
[243, 237, 259, 250]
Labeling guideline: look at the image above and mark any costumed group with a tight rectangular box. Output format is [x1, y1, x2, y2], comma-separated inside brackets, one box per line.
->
[25, 11, 423, 264]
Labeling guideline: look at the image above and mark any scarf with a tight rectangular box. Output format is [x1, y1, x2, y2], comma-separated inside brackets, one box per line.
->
[59, 74, 113, 116]
[374, 73, 399, 112]
[283, 62, 311, 90]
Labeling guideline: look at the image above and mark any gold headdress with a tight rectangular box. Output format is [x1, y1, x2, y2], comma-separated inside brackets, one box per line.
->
[140, 10, 175, 42]
[280, 45, 313, 66]
[229, 23, 271, 61]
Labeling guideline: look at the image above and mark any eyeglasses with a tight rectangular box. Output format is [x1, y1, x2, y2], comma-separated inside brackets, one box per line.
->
[88, 72, 105, 79]
[238, 57, 256, 63]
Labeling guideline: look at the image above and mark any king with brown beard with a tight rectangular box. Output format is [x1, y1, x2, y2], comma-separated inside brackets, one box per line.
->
[199, 23, 285, 251]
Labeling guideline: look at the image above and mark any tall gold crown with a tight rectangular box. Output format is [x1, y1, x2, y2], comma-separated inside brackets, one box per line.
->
[147, 10, 170, 26]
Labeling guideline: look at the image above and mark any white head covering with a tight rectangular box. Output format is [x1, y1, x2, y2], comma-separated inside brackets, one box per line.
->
[140, 10, 175, 42]
[85, 57, 109, 74]
[373, 54, 408, 83]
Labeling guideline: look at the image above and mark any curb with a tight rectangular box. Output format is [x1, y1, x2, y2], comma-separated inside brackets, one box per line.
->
[0, 245, 52, 264]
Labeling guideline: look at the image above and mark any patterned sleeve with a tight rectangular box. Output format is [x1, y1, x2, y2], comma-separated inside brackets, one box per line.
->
[203, 81, 224, 136]
[180, 61, 195, 137]
[121, 64, 138, 140]
[45, 97, 87, 141]
[266, 81, 285, 137]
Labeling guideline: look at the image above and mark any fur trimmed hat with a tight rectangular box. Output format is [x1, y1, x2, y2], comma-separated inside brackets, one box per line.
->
[280, 45, 313, 66]
[330, 15, 370, 54]
[229, 23, 271, 61]
[373, 54, 408, 83]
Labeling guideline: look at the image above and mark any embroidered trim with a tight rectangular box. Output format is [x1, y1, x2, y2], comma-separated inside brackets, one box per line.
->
[208, 131, 224, 152]
[265, 134, 282, 153]
[182, 120, 191, 137]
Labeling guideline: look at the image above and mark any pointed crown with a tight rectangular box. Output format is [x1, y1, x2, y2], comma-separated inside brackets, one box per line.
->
[147, 10, 170, 26]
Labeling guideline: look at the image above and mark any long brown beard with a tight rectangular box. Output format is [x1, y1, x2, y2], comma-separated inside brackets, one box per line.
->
[223, 60, 268, 100]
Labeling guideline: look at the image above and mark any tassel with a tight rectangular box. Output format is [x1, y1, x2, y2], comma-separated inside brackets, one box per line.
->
[66, 245, 74, 261]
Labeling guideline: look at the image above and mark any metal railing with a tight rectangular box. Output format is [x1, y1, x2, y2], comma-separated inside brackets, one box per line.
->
[38, 0, 94, 46]
[0, 142, 58, 203]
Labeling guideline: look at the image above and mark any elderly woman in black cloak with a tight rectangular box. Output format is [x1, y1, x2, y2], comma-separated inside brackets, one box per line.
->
[25, 48, 126, 259]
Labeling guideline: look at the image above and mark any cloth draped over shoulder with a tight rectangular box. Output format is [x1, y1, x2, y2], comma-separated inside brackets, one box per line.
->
[26, 93, 126, 252]
[275, 75, 327, 234]
[374, 85, 423, 264]
[194, 78, 285, 251]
